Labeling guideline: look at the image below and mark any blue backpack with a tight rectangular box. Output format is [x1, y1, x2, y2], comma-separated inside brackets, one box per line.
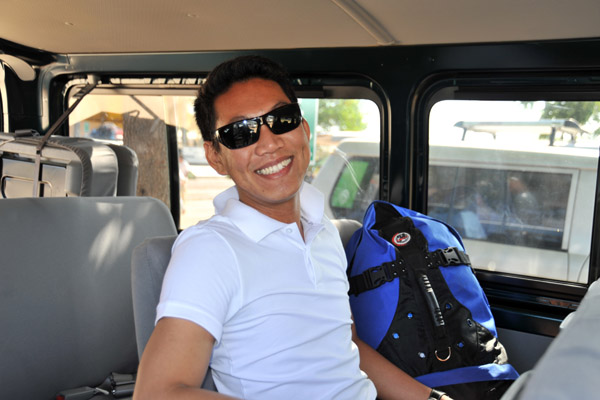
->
[346, 201, 518, 398]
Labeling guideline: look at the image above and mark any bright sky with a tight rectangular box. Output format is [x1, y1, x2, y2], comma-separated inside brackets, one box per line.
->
[430, 100, 600, 148]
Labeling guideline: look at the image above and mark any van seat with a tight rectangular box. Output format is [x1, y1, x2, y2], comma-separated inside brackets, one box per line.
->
[106, 143, 139, 196]
[500, 278, 600, 399]
[0, 196, 177, 399]
[131, 217, 363, 392]
[0, 133, 139, 198]
[332, 218, 363, 247]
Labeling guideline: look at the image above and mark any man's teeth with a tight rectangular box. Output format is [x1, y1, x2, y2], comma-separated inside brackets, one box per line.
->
[256, 158, 292, 175]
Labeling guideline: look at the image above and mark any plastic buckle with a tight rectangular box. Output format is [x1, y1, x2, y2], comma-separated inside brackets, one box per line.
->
[440, 247, 461, 265]
[110, 372, 135, 386]
[366, 264, 391, 289]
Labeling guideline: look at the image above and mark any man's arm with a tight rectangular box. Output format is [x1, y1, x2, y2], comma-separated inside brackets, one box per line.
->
[134, 317, 238, 400]
[352, 322, 452, 400]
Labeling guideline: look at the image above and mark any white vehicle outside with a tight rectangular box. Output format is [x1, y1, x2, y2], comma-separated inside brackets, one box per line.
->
[312, 134, 598, 283]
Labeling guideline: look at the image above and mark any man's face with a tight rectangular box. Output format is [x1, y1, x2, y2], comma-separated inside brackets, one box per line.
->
[204, 78, 311, 220]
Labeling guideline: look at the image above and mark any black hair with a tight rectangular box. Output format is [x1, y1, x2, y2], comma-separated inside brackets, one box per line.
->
[194, 55, 298, 149]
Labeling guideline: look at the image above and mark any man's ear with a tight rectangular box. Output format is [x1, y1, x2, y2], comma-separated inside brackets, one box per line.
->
[302, 119, 311, 141]
[204, 141, 228, 176]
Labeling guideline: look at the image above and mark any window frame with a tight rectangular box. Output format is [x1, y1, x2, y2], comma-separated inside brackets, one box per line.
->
[0, 65, 5, 132]
[411, 72, 600, 335]
[62, 75, 387, 230]
[64, 81, 201, 227]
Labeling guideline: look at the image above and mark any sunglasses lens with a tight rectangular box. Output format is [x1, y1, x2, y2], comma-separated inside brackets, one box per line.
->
[218, 119, 260, 149]
[215, 103, 302, 149]
[269, 104, 302, 134]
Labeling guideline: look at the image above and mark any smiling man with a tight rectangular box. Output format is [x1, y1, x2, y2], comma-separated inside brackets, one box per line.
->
[134, 56, 446, 400]
[205, 77, 310, 226]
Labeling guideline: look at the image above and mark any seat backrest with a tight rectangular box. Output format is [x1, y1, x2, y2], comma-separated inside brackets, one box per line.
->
[503, 278, 600, 399]
[106, 143, 139, 196]
[1, 133, 139, 198]
[332, 218, 363, 247]
[131, 234, 217, 391]
[131, 218, 362, 392]
[132, 218, 362, 357]
[0, 133, 119, 197]
[131, 235, 177, 357]
[0, 196, 177, 399]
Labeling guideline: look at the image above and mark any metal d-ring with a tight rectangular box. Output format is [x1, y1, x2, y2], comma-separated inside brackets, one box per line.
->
[435, 347, 452, 362]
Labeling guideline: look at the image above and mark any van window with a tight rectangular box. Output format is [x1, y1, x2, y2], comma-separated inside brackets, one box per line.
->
[68, 89, 215, 228]
[329, 157, 379, 219]
[428, 100, 600, 283]
[69, 89, 380, 228]
[309, 99, 380, 221]
[429, 165, 571, 250]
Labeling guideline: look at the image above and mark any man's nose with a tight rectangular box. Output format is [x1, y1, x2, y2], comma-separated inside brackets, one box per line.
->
[255, 124, 283, 153]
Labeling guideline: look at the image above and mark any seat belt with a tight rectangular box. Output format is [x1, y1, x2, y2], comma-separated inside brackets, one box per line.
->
[56, 372, 136, 400]
[32, 79, 98, 197]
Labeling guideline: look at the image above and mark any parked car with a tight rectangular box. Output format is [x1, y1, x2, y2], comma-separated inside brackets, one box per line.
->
[312, 137, 597, 283]
[181, 146, 207, 165]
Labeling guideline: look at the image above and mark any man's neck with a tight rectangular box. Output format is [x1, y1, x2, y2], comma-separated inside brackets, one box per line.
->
[242, 197, 304, 239]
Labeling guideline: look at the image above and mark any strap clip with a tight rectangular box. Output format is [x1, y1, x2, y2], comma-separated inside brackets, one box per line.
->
[349, 260, 402, 296]
[367, 264, 391, 288]
[427, 247, 470, 268]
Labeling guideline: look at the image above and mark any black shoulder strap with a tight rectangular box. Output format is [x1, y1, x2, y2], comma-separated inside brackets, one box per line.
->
[348, 246, 470, 296]
[348, 258, 404, 296]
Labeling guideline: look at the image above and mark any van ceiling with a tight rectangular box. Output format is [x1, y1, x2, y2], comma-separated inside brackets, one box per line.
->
[2, 0, 600, 54]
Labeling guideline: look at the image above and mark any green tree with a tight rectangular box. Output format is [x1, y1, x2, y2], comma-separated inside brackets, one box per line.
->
[522, 101, 600, 126]
[318, 99, 366, 131]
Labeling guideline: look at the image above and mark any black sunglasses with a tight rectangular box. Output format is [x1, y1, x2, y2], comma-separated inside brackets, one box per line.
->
[214, 103, 303, 150]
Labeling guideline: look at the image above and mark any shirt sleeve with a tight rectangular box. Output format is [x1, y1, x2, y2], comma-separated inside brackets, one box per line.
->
[156, 224, 241, 345]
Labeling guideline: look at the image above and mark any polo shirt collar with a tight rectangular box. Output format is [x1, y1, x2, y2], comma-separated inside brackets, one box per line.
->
[213, 183, 325, 243]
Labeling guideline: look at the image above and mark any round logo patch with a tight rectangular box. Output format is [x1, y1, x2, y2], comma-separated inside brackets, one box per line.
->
[392, 232, 411, 246]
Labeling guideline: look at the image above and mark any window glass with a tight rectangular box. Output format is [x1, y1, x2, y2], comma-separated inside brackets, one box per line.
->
[331, 159, 371, 209]
[308, 99, 380, 222]
[69, 92, 223, 228]
[428, 100, 600, 283]
[69, 92, 380, 228]
[429, 166, 571, 250]
[327, 157, 379, 219]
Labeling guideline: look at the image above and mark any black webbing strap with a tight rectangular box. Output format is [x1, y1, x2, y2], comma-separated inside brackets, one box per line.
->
[349, 247, 470, 296]
[32, 81, 97, 197]
[348, 259, 404, 296]
[425, 247, 471, 269]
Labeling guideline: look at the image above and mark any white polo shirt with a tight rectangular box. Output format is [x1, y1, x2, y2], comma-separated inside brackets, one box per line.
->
[157, 183, 376, 400]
